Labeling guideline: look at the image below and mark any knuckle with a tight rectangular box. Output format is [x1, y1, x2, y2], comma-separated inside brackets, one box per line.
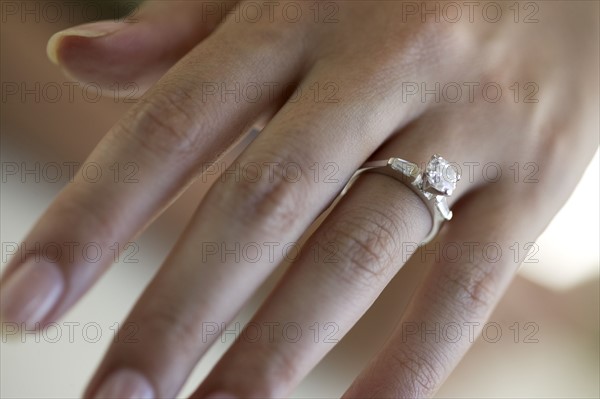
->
[220, 2, 309, 54]
[216, 147, 312, 234]
[216, 345, 299, 397]
[500, 114, 572, 216]
[122, 86, 209, 158]
[436, 259, 499, 316]
[51, 197, 119, 246]
[324, 205, 404, 286]
[389, 347, 445, 397]
[328, 11, 461, 71]
[137, 301, 199, 351]
[253, 348, 300, 391]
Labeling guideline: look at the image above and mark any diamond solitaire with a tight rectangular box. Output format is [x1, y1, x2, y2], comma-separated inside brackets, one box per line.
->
[424, 155, 459, 196]
[343, 154, 461, 245]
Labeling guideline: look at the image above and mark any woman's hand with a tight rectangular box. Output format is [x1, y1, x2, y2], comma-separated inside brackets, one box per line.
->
[1, 1, 598, 397]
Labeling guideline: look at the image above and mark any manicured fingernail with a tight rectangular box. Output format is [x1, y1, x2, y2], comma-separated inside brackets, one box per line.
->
[205, 393, 238, 399]
[47, 21, 126, 65]
[0, 258, 64, 328]
[94, 369, 154, 399]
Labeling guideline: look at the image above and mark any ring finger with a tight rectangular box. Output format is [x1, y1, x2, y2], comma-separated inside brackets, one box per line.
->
[190, 105, 497, 398]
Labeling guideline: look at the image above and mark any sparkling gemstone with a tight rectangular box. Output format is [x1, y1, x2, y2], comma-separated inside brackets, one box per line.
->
[425, 156, 459, 194]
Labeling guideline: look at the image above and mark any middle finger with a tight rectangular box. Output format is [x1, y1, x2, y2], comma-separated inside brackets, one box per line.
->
[84, 53, 434, 398]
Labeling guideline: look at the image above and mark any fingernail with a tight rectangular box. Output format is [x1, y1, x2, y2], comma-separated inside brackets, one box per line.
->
[205, 393, 238, 399]
[47, 21, 126, 65]
[94, 369, 154, 399]
[0, 258, 64, 328]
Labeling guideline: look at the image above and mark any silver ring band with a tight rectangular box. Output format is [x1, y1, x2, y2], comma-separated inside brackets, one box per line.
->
[342, 155, 460, 245]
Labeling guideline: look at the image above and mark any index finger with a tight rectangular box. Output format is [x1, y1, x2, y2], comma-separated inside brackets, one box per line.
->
[0, 22, 305, 328]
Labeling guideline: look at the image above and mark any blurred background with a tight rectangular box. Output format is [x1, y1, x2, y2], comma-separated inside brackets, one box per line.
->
[1, 1, 598, 398]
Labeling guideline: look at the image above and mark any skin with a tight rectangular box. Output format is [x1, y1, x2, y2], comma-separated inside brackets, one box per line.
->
[1, 0, 598, 398]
